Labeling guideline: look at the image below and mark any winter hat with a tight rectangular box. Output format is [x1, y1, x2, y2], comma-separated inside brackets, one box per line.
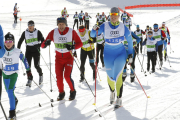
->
[28, 20, 35, 26]
[110, 7, 120, 15]
[5, 32, 15, 42]
[57, 17, 67, 26]
[162, 22, 165, 25]
[137, 25, 140, 28]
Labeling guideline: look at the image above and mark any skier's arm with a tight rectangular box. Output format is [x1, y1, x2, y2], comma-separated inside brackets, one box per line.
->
[72, 30, 83, 49]
[17, 31, 25, 49]
[38, 30, 45, 46]
[131, 32, 141, 44]
[124, 25, 133, 55]
[90, 23, 105, 37]
[41, 30, 54, 48]
[0, 25, 5, 58]
[19, 52, 30, 71]
[88, 31, 96, 43]
[161, 30, 166, 40]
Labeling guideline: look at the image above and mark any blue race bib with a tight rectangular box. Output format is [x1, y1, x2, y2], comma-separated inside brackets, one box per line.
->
[105, 36, 124, 43]
[4, 64, 19, 71]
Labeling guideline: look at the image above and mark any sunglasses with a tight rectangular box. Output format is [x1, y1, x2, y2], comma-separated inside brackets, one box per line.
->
[28, 24, 34, 26]
[5, 40, 13, 43]
[110, 13, 119, 16]
[148, 34, 152, 35]
[154, 28, 158, 29]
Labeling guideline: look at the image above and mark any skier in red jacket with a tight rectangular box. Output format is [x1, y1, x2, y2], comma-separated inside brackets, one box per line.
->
[41, 17, 83, 101]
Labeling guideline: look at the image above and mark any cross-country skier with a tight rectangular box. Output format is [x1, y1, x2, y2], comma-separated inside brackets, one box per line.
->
[17, 20, 44, 86]
[96, 33, 105, 68]
[73, 12, 79, 29]
[134, 25, 145, 54]
[123, 31, 141, 82]
[83, 12, 91, 30]
[97, 15, 105, 26]
[159, 22, 170, 61]
[61, 7, 67, 16]
[13, 8, 19, 24]
[124, 18, 131, 30]
[2, 32, 32, 120]
[79, 10, 84, 25]
[142, 31, 158, 73]
[41, 17, 83, 101]
[96, 13, 100, 21]
[152, 23, 166, 67]
[126, 16, 132, 27]
[78, 25, 96, 82]
[102, 12, 107, 21]
[121, 11, 127, 23]
[90, 7, 133, 108]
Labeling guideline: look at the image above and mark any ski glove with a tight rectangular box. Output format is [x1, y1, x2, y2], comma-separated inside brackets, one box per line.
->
[168, 42, 170, 45]
[65, 44, 75, 50]
[128, 54, 133, 64]
[27, 70, 33, 80]
[45, 40, 51, 46]
[93, 24, 100, 31]
[73, 51, 77, 58]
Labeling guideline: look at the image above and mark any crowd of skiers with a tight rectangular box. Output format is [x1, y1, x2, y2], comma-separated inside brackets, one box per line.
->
[2, 5, 171, 120]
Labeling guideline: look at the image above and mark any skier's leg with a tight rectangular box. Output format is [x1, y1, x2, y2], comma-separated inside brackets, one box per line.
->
[25, 50, 32, 68]
[87, 21, 89, 30]
[80, 49, 88, 80]
[96, 44, 100, 66]
[55, 55, 65, 93]
[100, 44, 104, 66]
[3, 73, 18, 111]
[140, 38, 143, 53]
[33, 51, 43, 76]
[64, 58, 75, 91]
[88, 49, 95, 79]
[158, 45, 163, 61]
[152, 52, 155, 71]
[73, 20, 75, 29]
[77, 20, 78, 29]
[147, 52, 150, 71]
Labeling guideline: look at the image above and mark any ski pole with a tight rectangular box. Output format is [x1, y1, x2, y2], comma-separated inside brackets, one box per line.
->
[166, 52, 172, 68]
[20, 61, 26, 76]
[49, 46, 53, 92]
[69, 51, 95, 97]
[133, 47, 147, 76]
[32, 80, 54, 107]
[129, 64, 150, 98]
[170, 44, 174, 53]
[0, 70, 8, 120]
[90, 44, 102, 81]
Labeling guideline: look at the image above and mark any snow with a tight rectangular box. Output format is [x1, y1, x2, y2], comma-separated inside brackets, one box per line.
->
[0, 0, 180, 120]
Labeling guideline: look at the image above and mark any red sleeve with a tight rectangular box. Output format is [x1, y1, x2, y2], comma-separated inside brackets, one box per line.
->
[41, 30, 54, 48]
[141, 30, 145, 35]
[72, 30, 83, 49]
[167, 27, 170, 36]
[161, 30, 166, 38]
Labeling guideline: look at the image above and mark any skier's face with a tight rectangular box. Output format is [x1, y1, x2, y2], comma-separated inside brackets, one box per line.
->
[5, 40, 14, 49]
[79, 30, 86, 36]
[162, 24, 165, 28]
[58, 23, 66, 32]
[148, 33, 153, 38]
[28, 25, 34, 32]
[110, 14, 119, 23]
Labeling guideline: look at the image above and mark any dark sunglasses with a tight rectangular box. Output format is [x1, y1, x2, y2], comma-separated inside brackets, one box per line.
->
[148, 34, 152, 35]
[5, 40, 13, 43]
[57, 17, 66, 21]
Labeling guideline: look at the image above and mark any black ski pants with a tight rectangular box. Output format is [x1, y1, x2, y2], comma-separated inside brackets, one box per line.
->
[73, 19, 78, 30]
[147, 51, 156, 71]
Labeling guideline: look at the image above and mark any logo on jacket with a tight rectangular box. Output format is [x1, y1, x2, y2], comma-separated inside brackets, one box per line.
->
[29, 34, 34, 38]
[58, 37, 67, 42]
[3, 57, 12, 64]
[110, 31, 120, 37]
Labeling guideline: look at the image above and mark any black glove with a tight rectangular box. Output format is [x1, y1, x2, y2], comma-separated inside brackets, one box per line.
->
[88, 39, 93, 43]
[65, 44, 75, 50]
[73, 51, 77, 58]
[45, 40, 51, 46]
[26, 70, 33, 80]
[128, 54, 133, 64]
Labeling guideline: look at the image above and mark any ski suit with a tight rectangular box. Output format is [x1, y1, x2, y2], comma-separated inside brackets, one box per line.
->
[90, 21, 133, 98]
[73, 14, 79, 29]
[134, 29, 145, 54]
[41, 27, 83, 93]
[79, 13, 84, 25]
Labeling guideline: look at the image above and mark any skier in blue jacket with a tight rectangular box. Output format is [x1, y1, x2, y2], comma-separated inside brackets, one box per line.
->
[90, 7, 133, 108]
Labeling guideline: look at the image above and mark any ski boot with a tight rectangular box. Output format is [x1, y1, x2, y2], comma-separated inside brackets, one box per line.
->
[115, 97, 122, 108]
[110, 90, 115, 104]
[102, 63, 105, 68]
[26, 80, 32, 87]
[160, 61, 163, 67]
[57, 92, 65, 101]
[8, 109, 16, 120]
[122, 72, 127, 82]
[130, 73, 135, 83]
[93, 70, 96, 81]
[79, 74, 85, 83]
[69, 90, 76, 101]
[39, 75, 43, 85]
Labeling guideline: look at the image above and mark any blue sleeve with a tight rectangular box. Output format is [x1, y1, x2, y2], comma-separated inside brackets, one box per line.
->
[90, 23, 105, 38]
[19, 53, 30, 71]
[124, 25, 133, 55]
[142, 40, 146, 46]
[167, 33, 170, 42]
[131, 32, 141, 44]
[0, 25, 5, 58]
